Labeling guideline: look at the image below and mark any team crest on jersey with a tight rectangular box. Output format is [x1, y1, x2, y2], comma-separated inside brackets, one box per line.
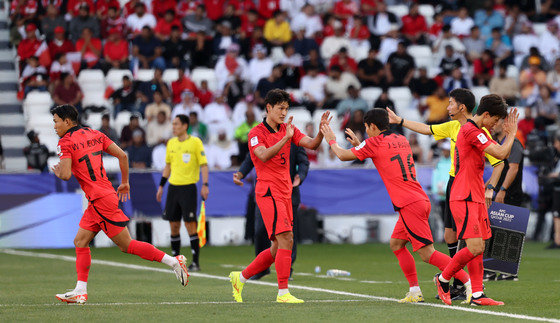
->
[182, 153, 191, 163]
[477, 133, 488, 144]
[355, 141, 366, 150]
[250, 136, 259, 147]
[57, 145, 62, 157]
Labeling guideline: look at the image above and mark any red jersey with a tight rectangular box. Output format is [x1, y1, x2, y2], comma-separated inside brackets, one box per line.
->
[450, 120, 496, 203]
[58, 126, 116, 201]
[248, 120, 305, 199]
[401, 14, 428, 36]
[351, 131, 429, 209]
[151, 0, 177, 19]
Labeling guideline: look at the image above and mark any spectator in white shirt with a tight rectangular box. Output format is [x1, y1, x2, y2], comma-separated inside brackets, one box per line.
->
[320, 20, 352, 61]
[366, 2, 399, 37]
[146, 111, 172, 147]
[205, 128, 239, 170]
[151, 143, 167, 171]
[291, 4, 323, 38]
[126, 2, 157, 35]
[280, 0, 306, 19]
[513, 22, 539, 68]
[538, 20, 560, 66]
[433, 25, 466, 59]
[172, 90, 204, 120]
[451, 7, 474, 37]
[203, 94, 232, 134]
[248, 44, 273, 88]
[377, 29, 399, 63]
[300, 65, 328, 111]
[232, 94, 262, 127]
[324, 65, 361, 108]
[215, 43, 249, 91]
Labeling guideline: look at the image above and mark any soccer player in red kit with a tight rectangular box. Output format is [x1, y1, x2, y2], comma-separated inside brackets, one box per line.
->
[435, 95, 518, 306]
[50, 105, 189, 304]
[229, 89, 331, 303]
[321, 108, 471, 303]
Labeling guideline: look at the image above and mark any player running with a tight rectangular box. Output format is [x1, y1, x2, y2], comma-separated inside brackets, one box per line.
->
[386, 88, 504, 300]
[229, 89, 331, 304]
[51, 105, 189, 305]
[435, 96, 518, 306]
[321, 108, 471, 303]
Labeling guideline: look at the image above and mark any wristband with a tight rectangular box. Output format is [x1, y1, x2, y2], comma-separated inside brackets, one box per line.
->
[486, 184, 495, 190]
[499, 186, 507, 191]
[159, 176, 168, 187]
[399, 118, 404, 126]
[328, 139, 337, 146]
[203, 182, 209, 187]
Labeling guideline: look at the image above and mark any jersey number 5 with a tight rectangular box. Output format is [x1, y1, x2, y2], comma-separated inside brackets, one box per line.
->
[390, 154, 416, 182]
[78, 150, 104, 181]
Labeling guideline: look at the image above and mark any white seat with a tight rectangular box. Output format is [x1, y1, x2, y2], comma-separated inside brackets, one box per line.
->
[85, 112, 105, 130]
[102, 156, 121, 173]
[40, 134, 61, 152]
[418, 4, 435, 26]
[287, 108, 312, 131]
[135, 69, 154, 82]
[407, 45, 433, 69]
[106, 69, 133, 89]
[191, 68, 218, 92]
[78, 70, 105, 84]
[115, 111, 132, 133]
[471, 86, 490, 103]
[388, 87, 412, 111]
[533, 23, 547, 36]
[82, 91, 110, 108]
[360, 87, 382, 107]
[387, 4, 408, 19]
[162, 68, 180, 85]
[23, 92, 53, 120]
[27, 114, 55, 130]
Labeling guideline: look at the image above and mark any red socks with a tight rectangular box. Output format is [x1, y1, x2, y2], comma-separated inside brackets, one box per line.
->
[242, 248, 275, 280]
[126, 240, 165, 262]
[393, 247, 418, 287]
[275, 248, 292, 289]
[76, 247, 91, 282]
[428, 250, 470, 284]
[442, 247, 476, 281]
[467, 254, 484, 293]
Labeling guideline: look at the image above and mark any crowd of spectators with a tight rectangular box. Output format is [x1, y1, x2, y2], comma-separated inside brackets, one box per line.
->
[10, 0, 560, 169]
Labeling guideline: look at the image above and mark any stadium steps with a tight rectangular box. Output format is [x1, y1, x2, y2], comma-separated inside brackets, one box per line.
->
[0, 6, 26, 170]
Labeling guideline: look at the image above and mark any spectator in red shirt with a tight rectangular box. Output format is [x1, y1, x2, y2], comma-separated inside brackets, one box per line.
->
[176, 0, 200, 19]
[53, 72, 84, 112]
[48, 26, 76, 60]
[329, 47, 358, 73]
[154, 9, 183, 41]
[350, 16, 370, 40]
[172, 69, 199, 104]
[67, 0, 95, 17]
[258, 0, 280, 19]
[76, 27, 102, 69]
[9, 0, 38, 23]
[333, 0, 358, 23]
[240, 9, 265, 39]
[204, 0, 226, 20]
[17, 24, 42, 63]
[230, 0, 256, 16]
[401, 3, 428, 45]
[102, 6, 127, 39]
[473, 49, 495, 86]
[361, 0, 378, 16]
[429, 12, 444, 42]
[102, 28, 129, 73]
[123, 0, 141, 17]
[95, 0, 120, 20]
[517, 107, 534, 143]
[152, 0, 177, 19]
[196, 80, 214, 107]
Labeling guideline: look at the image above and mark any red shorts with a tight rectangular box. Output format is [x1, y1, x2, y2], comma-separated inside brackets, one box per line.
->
[391, 199, 433, 251]
[80, 194, 130, 238]
[255, 189, 293, 240]
[450, 200, 491, 240]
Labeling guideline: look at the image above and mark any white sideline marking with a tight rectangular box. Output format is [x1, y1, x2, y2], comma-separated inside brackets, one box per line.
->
[1, 249, 559, 323]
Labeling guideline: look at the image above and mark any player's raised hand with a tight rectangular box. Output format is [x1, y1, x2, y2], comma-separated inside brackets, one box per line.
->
[503, 107, 519, 135]
[285, 116, 294, 139]
[321, 124, 336, 142]
[386, 107, 400, 124]
[233, 171, 244, 186]
[345, 128, 361, 147]
[117, 182, 130, 202]
[320, 110, 333, 127]
[156, 186, 164, 202]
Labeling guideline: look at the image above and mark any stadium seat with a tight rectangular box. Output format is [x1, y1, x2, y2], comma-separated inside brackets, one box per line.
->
[388, 87, 413, 111]
[387, 5, 408, 19]
[106, 69, 133, 89]
[418, 4, 435, 26]
[85, 112, 105, 130]
[115, 111, 132, 133]
[23, 92, 53, 120]
[41, 134, 61, 152]
[407, 45, 433, 68]
[471, 86, 490, 103]
[102, 156, 121, 173]
[27, 114, 56, 132]
[78, 70, 105, 86]
[288, 108, 312, 131]
[191, 68, 218, 92]
[162, 68, 179, 85]
[136, 69, 154, 82]
[360, 87, 382, 108]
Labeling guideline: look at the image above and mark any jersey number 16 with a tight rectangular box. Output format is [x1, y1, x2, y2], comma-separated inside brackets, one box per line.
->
[390, 154, 416, 182]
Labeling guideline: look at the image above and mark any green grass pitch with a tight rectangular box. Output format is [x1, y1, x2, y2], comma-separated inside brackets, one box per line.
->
[1, 242, 559, 322]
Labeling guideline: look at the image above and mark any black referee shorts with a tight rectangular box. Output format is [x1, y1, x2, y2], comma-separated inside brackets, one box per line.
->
[163, 184, 198, 222]
[444, 176, 457, 231]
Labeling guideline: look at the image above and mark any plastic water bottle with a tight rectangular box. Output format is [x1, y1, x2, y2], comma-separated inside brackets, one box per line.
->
[315, 266, 321, 273]
[326, 269, 351, 277]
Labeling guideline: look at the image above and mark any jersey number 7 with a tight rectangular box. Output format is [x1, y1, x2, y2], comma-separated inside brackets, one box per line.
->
[78, 150, 104, 181]
[390, 154, 416, 182]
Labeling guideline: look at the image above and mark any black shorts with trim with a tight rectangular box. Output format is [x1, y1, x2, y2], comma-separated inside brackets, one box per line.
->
[444, 176, 457, 231]
[163, 184, 197, 222]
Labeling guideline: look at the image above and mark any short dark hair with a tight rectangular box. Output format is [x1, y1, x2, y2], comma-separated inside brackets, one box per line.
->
[175, 114, 190, 125]
[51, 104, 79, 123]
[449, 88, 475, 113]
[476, 94, 508, 118]
[102, 114, 110, 121]
[264, 89, 290, 107]
[364, 108, 389, 131]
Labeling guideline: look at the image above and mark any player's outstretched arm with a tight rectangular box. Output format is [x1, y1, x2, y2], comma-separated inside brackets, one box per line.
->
[106, 143, 130, 202]
[321, 124, 358, 161]
[386, 107, 431, 135]
[483, 108, 519, 160]
[52, 158, 72, 181]
[298, 110, 333, 150]
[253, 117, 295, 162]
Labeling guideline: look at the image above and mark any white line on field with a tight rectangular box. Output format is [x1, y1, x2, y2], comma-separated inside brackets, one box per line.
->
[1, 249, 559, 323]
